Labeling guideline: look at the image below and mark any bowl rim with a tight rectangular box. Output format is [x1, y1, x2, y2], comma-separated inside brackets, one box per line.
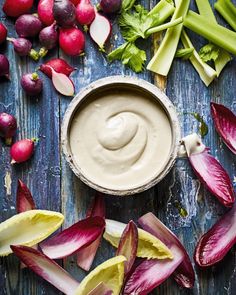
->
[61, 75, 181, 196]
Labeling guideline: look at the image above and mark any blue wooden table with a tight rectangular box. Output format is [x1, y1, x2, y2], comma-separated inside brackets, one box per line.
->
[0, 0, 236, 294]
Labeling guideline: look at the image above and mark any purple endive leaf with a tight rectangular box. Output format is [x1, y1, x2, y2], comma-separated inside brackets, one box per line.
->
[124, 245, 183, 295]
[17, 179, 36, 213]
[182, 133, 235, 207]
[138, 212, 194, 288]
[11, 245, 79, 294]
[40, 216, 105, 259]
[211, 102, 236, 155]
[50, 66, 75, 96]
[87, 282, 112, 295]
[77, 194, 105, 271]
[194, 204, 236, 267]
[116, 220, 138, 276]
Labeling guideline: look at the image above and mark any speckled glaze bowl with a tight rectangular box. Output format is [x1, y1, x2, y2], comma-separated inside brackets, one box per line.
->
[62, 76, 181, 196]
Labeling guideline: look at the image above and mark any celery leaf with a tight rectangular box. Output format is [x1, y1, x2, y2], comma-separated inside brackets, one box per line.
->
[199, 43, 220, 62]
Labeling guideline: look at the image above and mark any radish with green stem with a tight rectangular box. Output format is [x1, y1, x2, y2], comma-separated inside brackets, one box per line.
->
[7, 38, 39, 61]
[59, 27, 85, 56]
[38, 0, 55, 26]
[76, 0, 95, 28]
[89, 11, 111, 50]
[39, 23, 58, 57]
[15, 14, 43, 38]
[0, 54, 10, 79]
[21, 73, 43, 96]
[53, 0, 76, 27]
[0, 23, 7, 44]
[0, 113, 17, 145]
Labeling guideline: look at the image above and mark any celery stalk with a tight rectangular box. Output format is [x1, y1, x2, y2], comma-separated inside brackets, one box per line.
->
[184, 11, 236, 55]
[146, 17, 183, 36]
[195, 0, 231, 76]
[181, 30, 217, 87]
[148, 0, 175, 24]
[215, 0, 236, 31]
[147, 0, 190, 76]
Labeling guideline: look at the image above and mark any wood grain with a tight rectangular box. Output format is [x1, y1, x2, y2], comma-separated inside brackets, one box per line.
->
[0, 0, 236, 294]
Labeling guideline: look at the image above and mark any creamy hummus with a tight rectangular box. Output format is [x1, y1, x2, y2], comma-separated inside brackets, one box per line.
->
[69, 89, 172, 191]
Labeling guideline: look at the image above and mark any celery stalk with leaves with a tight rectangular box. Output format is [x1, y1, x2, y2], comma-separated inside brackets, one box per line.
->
[215, 0, 236, 31]
[195, 0, 231, 76]
[147, 0, 190, 76]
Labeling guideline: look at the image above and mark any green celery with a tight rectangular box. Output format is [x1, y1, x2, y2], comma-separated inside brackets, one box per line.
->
[181, 30, 217, 86]
[122, 0, 137, 11]
[175, 47, 194, 59]
[195, 0, 231, 76]
[147, 0, 190, 76]
[215, 0, 236, 31]
[146, 17, 183, 36]
[148, 0, 175, 23]
[184, 11, 236, 55]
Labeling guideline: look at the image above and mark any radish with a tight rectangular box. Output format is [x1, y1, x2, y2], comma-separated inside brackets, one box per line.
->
[15, 14, 43, 38]
[39, 23, 58, 57]
[0, 23, 7, 44]
[53, 0, 76, 28]
[89, 12, 111, 50]
[76, 0, 95, 27]
[99, 0, 121, 14]
[38, 0, 55, 26]
[7, 38, 39, 61]
[59, 27, 85, 56]
[70, 0, 80, 6]
[0, 113, 17, 145]
[50, 67, 75, 96]
[0, 54, 10, 79]
[40, 58, 75, 78]
[10, 139, 35, 163]
[3, 0, 33, 18]
[21, 73, 43, 96]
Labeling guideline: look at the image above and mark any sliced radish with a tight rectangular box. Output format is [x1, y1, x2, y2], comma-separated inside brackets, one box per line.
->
[11, 245, 80, 294]
[50, 67, 75, 96]
[89, 11, 111, 50]
[182, 133, 235, 207]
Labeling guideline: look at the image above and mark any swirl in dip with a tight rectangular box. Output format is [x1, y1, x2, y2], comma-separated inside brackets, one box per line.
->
[69, 88, 172, 191]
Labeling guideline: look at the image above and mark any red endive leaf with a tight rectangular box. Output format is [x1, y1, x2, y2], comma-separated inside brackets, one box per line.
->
[124, 245, 183, 295]
[194, 204, 236, 267]
[50, 67, 75, 96]
[116, 220, 138, 276]
[77, 194, 105, 271]
[138, 212, 194, 289]
[87, 282, 112, 295]
[17, 180, 36, 213]
[211, 102, 236, 155]
[11, 245, 79, 294]
[40, 216, 105, 259]
[183, 133, 235, 207]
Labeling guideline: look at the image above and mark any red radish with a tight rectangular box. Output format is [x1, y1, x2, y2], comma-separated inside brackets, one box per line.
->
[53, 0, 76, 27]
[182, 133, 235, 207]
[0, 112, 17, 145]
[138, 212, 195, 289]
[17, 179, 36, 213]
[211, 102, 236, 155]
[70, 0, 80, 5]
[50, 67, 75, 96]
[100, 0, 121, 14]
[89, 11, 111, 50]
[3, 0, 33, 18]
[38, 0, 55, 26]
[21, 73, 43, 96]
[7, 38, 39, 61]
[40, 216, 105, 259]
[10, 138, 35, 163]
[39, 23, 58, 57]
[0, 54, 10, 79]
[0, 23, 7, 44]
[39, 58, 75, 78]
[59, 27, 85, 56]
[194, 204, 236, 267]
[15, 14, 43, 38]
[76, 0, 95, 27]
[116, 220, 138, 276]
[11, 246, 80, 294]
[77, 193, 105, 271]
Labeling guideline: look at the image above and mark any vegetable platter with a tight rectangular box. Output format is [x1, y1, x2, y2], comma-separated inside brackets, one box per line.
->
[0, 0, 236, 294]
